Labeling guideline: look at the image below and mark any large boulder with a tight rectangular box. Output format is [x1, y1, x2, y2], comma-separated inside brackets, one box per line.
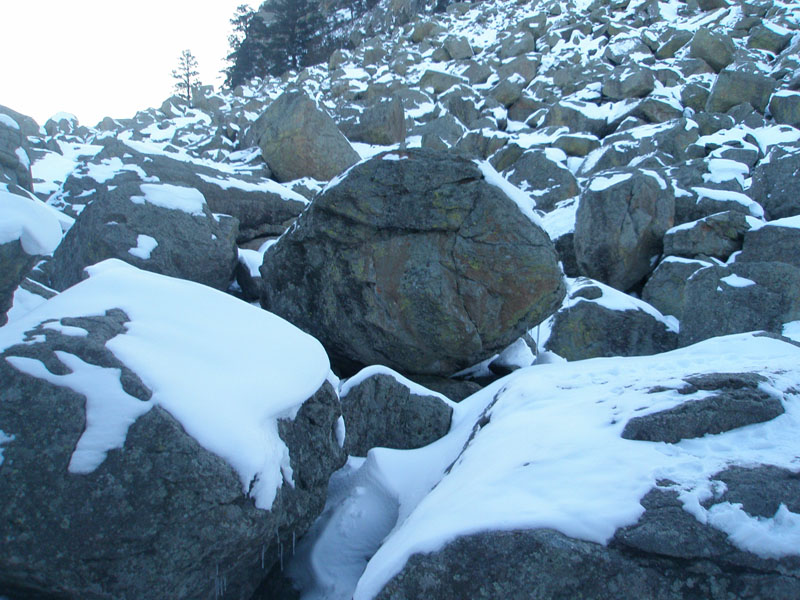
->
[54, 138, 307, 245]
[662, 210, 753, 261]
[0, 191, 63, 325]
[680, 261, 800, 346]
[504, 149, 579, 212]
[355, 334, 800, 600]
[49, 181, 239, 291]
[540, 278, 678, 361]
[339, 367, 453, 456]
[0, 260, 346, 600]
[738, 216, 800, 267]
[260, 149, 566, 376]
[0, 113, 33, 191]
[642, 256, 712, 320]
[705, 65, 777, 114]
[339, 96, 406, 146]
[249, 90, 360, 182]
[689, 28, 735, 73]
[749, 143, 800, 219]
[574, 169, 675, 291]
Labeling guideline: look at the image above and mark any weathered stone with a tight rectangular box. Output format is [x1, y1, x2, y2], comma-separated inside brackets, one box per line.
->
[680, 261, 800, 346]
[738, 218, 800, 267]
[49, 181, 239, 291]
[642, 257, 711, 320]
[505, 149, 579, 212]
[489, 75, 526, 107]
[0, 115, 32, 192]
[656, 30, 693, 59]
[340, 371, 453, 456]
[544, 100, 614, 137]
[251, 90, 360, 182]
[750, 143, 800, 219]
[575, 169, 675, 291]
[0, 104, 41, 138]
[602, 66, 656, 100]
[622, 372, 783, 443]
[443, 35, 473, 60]
[690, 28, 736, 73]
[499, 30, 536, 59]
[705, 66, 777, 114]
[662, 210, 752, 261]
[748, 24, 792, 54]
[544, 279, 677, 361]
[769, 92, 800, 128]
[260, 149, 565, 376]
[553, 133, 601, 157]
[340, 96, 406, 145]
[418, 70, 466, 94]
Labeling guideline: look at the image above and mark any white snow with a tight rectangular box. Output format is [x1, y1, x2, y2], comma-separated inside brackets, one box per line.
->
[349, 333, 800, 599]
[0, 114, 20, 130]
[0, 190, 63, 254]
[720, 274, 756, 288]
[783, 321, 800, 342]
[541, 198, 578, 239]
[15, 147, 30, 169]
[197, 174, 309, 204]
[692, 187, 765, 218]
[127, 234, 158, 260]
[340, 365, 454, 407]
[5, 285, 51, 324]
[476, 160, 542, 227]
[129, 183, 206, 216]
[704, 159, 749, 188]
[0, 260, 331, 510]
[589, 172, 632, 192]
[761, 215, 800, 230]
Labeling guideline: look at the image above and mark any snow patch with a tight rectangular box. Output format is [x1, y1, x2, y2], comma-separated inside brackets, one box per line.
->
[130, 183, 206, 216]
[720, 274, 756, 288]
[128, 234, 158, 260]
[0, 190, 63, 255]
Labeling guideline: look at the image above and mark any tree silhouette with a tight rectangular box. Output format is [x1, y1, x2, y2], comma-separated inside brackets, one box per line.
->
[172, 49, 200, 105]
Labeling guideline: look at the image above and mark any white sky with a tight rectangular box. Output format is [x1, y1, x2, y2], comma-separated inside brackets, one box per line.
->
[0, 1, 257, 127]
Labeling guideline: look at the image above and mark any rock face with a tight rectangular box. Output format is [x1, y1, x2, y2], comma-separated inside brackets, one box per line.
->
[642, 257, 711, 320]
[749, 144, 800, 219]
[662, 210, 752, 261]
[0, 263, 346, 600]
[49, 181, 239, 291]
[738, 218, 800, 267]
[680, 262, 800, 346]
[261, 148, 566, 376]
[0, 114, 32, 191]
[340, 370, 453, 456]
[574, 169, 675, 291]
[250, 90, 360, 182]
[542, 279, 678, 361]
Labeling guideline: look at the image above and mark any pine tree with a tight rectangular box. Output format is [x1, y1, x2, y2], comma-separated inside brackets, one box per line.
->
[224, 5, 270, 88]
[261, 0, 327, 75]
[172, 49, 200, 105]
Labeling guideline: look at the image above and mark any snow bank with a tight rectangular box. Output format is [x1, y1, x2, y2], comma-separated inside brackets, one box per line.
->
[0, 260, 331, 510]
[0, 190, 63, 254]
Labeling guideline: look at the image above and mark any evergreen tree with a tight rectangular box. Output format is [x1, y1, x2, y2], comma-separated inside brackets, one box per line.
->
[224, 5, 270, 88]
[261, 0, 327, 75]
[172, 49, 200, 105]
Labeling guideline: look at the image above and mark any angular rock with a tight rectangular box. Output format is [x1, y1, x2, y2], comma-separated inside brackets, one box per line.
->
[690, 28, 736, 73]
[260, 149, 565, 376]
[542, 279, 678, 361]
[340, 369, 453, 456]
[769, 91, 800, 128]
[656, 30, 693, 59]
[443, 35, 473, 60]
[340, 96, 406, 145]
[642, 256, 712, 320]
[490, 75, 526, 107]
[738, 217, 800, 267]
[602, 66, 655, 100]
[748, 24, 792, 54]
[662, 210, 753, 261]
[0, 114, 32, 191]
[49, 181, 238, 291]
[0, 104, 41, 138]
[0, 263, 346, 600]
[705, 66, 777, 114]
[499, 30, 536, 59]
[250, 90, 360, 182]
[621, 372, 783, 443]
[418, 70, 466, 94]
[680, 261, 800, 346]
[574, 169, 675, 291]
[712, 465, 800, 518]
[750, 143, 800, 219]
[504, 149, 579, 212]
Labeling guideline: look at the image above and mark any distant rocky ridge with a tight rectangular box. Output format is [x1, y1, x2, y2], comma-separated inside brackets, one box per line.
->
[2, 0, 800, 596]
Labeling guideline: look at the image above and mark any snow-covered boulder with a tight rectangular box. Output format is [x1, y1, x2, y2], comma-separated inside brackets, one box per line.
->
[49, 181, 238, 292]
[0, 113, 33, 191]
[0, 260, 346, 599]
[0, 190, 62, 325]
[739, 216, 800, 268]
[642, 256, 713, 321]
[662, 210, 754, 261]
[248, 90, 360, 182]
[345, 334, 800, 600]
[679, 262, 800, 346]
[574, 168, 675, 291]
[261, 148, 565, 376]
[749, 142, 800, 220]
[503, 148, 578, 212]
[537, 278, 678, 361]
[340, 366, 454, 456]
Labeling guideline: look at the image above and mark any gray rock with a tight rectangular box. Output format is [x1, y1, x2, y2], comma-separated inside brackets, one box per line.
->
[662, 210, 753, 261]
[504, 149, 579, 212]
[340, 96, 405, 146]
[574, 169, 675, 291]
[621, 372, 783, 443]
[489, 75, 526, 107]
[251, 90, 360, 182]
[656, 30, 693, 59]
[408, 376, 482, 403]
[680, 261, 800, 346]
[499, 30, 536, 59]
[418, 70, 466, 94]
[690, 28, 736, 73]
[260, 149, 565, 376]
[0, 104, 42, 137]
[439, 85, 483, 128]
[544, 280, 677, 361]
[769, 92, 800, 128]
[705, 65, 777, 114]
[0, 239, 37, 327]
[414, 113, 467, 148]
[748, 24, 792, 54]
[443, 35, 473, 60]
[340, 372, 453, 456]
[712, 465, 800, 518]
[602, 66, 655, 100]
[544, 100, 615, 138]
[0, 306, 346, 600]
[0, 115, 32, 192]
[454, 129, 508, 159]
[49, 181, 239, 291]
[739, 219, 800, 267]
[497, 55, 540, 86]
[750, 143, 800, 219]
[552, 133, 601, 157]
[642, 257, 711, 320]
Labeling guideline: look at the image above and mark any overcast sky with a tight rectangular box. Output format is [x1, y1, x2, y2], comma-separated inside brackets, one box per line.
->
[0, 1, 257, 127]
